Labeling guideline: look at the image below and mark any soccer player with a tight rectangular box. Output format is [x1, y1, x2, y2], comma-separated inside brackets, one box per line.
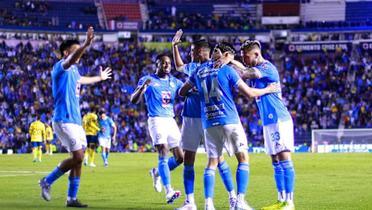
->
[238, 40, 295, 210]
[82, 110, 100, 167]
[39, 26, 112, 208]
[172, 30, 237, 210]
[45, 122, 54, 155]
[179, 42, 279, 210]
[130, 54, 184, 204]
[29, 114, 46, 162]
[98, 109, 117, 167]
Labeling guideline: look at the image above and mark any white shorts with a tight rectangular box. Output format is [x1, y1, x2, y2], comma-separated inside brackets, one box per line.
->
[52, 122, 87, 152]
[204, 124, 248, 158]
[99, 136, 111, 149]
[263, 120, 294, 155]
[180, 117, 204, 152]
[147, 117, 181, 149]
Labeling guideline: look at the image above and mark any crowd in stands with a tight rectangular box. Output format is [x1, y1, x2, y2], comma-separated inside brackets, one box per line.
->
[0, 37, 370, 153]
[14, 0, 49, 13]
[144, 11, 256, 31]
[0, 0, 100, 30]
[301, 20, 372, 29]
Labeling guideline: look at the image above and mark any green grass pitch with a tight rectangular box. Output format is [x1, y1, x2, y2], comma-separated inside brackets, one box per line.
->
[0, 153, 371, 210]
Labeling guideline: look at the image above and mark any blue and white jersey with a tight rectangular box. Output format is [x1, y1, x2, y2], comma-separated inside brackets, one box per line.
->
[52, 59, 82, 125]
[138, 74, 183, 117]
[250, 61, 292, 125]
[182, 62, 209, 118]
[189, 63, 241, 129]
[98, 117, 114, 138]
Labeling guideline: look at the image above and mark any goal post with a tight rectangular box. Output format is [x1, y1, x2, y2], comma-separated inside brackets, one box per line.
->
[311, 129, 372, 153]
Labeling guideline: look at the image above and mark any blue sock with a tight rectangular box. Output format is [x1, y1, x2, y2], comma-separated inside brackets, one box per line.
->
[158, 156, 171, 186]
[204, 168, 215, 199]
[273, 162, 285, 197]
[45, 167, 65, 185]
[218, 161, 234, 192]
[236, 163, 250, 194]
[101, 152, 106, 162]
[183, 164, 195, 195]
[67, 177, 80, 200]
[106, 151, 109, 160]
[168, 156, 181, 171]
[280, 160, 295, 195]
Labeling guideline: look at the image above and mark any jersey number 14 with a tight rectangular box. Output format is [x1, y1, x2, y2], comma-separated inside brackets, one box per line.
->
[201, 77, 222, 104]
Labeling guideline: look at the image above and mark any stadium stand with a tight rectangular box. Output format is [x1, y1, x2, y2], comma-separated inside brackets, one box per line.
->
[0, 34, 370, 153]
[0, 0, 100, 30]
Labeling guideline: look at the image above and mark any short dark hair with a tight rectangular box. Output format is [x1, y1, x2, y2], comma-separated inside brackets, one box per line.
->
[192, 39, 210, 50]
[241, 40, 261, 52]
[59, 39, 80, 55]
[214, 42, 236, 54]
[32, 113, 40, 120]
[155, 53, 170, 62]
[98, 109, 105, 115]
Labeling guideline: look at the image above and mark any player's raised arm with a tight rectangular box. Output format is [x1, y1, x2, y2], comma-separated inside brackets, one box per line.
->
[172, 29, 185, 71]
[237, 80, 280, 98]
[130, 78, 151, 104]
[178, 81, 194, 97]
[79, 66, 112, 84]
[62, 26, 94, 69]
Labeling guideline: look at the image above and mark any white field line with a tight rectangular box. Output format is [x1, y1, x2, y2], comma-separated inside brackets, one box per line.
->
[0, 171, 48, 174]
[0, 170, 48, 177]
[0, 174, 36, 177]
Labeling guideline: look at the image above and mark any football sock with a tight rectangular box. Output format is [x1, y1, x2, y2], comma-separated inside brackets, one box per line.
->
[204, 168, 215, 199]
[280, 160, 295, 203]
[218, 161, 235, 193]
[273, 162, 285, 201]
[236, 163, 249, 195]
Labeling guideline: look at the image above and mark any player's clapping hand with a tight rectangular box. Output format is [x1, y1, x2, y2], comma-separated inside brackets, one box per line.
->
[172, 29, 183, 46]
[83, 26, 95, 47]
[99, 66, 112, 81]
[267, 82, 281, 93]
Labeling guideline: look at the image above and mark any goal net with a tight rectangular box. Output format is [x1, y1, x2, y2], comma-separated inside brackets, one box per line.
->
[311, 129, 372, 153]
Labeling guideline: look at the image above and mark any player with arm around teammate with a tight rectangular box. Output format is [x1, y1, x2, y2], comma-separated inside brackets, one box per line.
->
[238, 40, 295, 210]
[130, 54, 184, 204]
[39, 27, 112, 208]
[179, 42, 279, 210]
[172, 30, 239, 210]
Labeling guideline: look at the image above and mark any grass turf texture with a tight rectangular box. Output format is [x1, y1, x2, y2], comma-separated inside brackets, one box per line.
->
[0, 153, 371, 210]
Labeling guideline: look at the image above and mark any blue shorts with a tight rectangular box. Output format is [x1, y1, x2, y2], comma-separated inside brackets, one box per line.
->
[31, 142, 42, 148]
[86, 135, 98, 145]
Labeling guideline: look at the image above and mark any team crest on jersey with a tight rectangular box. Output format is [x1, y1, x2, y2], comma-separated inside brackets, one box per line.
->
[268, 113, 273, 119]
[161, 91, 171, 107]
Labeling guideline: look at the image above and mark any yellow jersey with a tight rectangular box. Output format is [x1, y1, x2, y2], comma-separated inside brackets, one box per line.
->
[82, 113, 100, 136]
[45, 125, 53, 141]
[29, 120, 45, 142]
